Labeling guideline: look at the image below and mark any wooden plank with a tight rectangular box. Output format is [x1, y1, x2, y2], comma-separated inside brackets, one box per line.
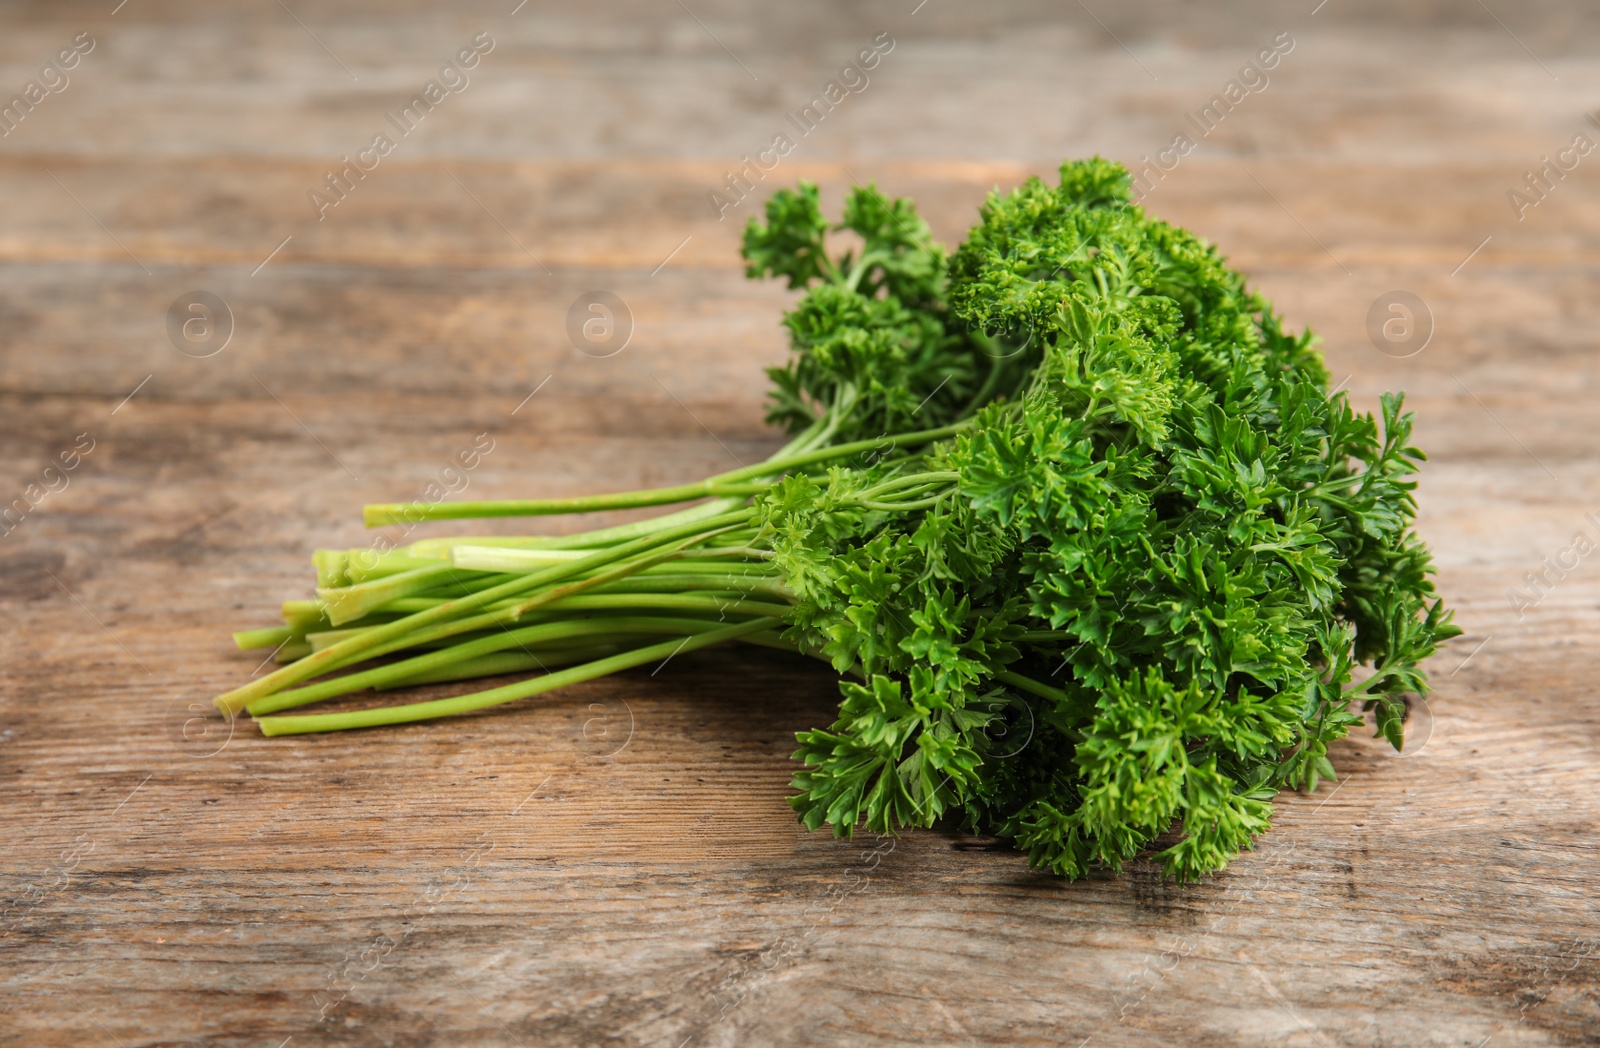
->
[3, 2, 1599, 1046]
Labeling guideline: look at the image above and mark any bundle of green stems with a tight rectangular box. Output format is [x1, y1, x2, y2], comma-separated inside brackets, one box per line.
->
[215, 420, 966, 735]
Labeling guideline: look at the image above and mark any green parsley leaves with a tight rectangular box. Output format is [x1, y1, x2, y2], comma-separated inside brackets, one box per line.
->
[760, 159, 1456, 878]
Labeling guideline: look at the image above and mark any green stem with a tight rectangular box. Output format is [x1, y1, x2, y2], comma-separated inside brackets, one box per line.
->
[678, 546, 773, 561]
[854, 471, 960, 502]
[344, 572, 791, 618]
[1343, 661, 1403, 698]
[367, 483, 763, 526]
[844, 249, 890, 292]
[320, 563, 476, 626]
[448, 538, 766, 574]
[305, 592, 794, 652]
[288, 534, 755, 684]
[234, 626, 294, 651]
[400, 496, 752, 552]
[343, 551, 443, 583]
[361, 422, 971, 524]
[213, 509, 752, 715]
[275, 640, 313, 662]
[963, 341, 1011, 416]
[994, 669, 1075, 705]
[373, 646, 624, 689]
[248, 614, 752, 716]
[256, 617, 782, 735]
[858, 494, 950, 512]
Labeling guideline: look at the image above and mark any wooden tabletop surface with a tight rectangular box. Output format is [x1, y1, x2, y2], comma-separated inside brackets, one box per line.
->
[3, 2, 1598, 1045]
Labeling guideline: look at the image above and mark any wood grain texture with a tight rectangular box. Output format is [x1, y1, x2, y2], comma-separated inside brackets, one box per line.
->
[3, 1, 1599, 1045]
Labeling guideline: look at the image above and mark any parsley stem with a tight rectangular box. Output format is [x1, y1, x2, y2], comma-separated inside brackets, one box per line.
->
[853, 471, 959, 502]
[372, 645, 625, 689]
[304, 592, 795, 653]
[234, 626, 294, 651]
[361, 423, 971, 524]
[858, 495, 949, 512]
[995, 669, 1077, 706]
[1342, 660, 1403, 698]
[374, 646, 624, 688]
[319, 563, 474, 626]
[843, 249, 891, 292]
[326, 536, 761, 671]
[255, 617, 782, 735]
[402, 497, 754, 553]
[248, 613, 774, 716]
[365, 483, 766, 524]
[213, 510, 752, 715]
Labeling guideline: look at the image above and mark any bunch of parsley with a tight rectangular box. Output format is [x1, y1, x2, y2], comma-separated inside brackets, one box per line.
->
[219, 159, 1456, 880]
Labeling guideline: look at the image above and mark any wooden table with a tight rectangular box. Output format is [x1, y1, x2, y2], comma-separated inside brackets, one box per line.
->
[3, 2, 1598, 1045]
